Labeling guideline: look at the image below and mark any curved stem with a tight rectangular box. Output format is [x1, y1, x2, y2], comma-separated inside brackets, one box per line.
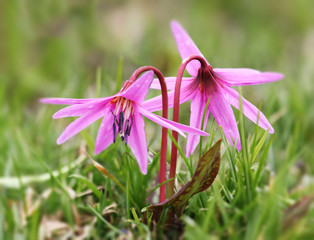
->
[129, 66, 168, 203]
[167, 55, 208, 198]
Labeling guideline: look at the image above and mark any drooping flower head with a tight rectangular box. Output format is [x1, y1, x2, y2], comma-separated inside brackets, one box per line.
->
[41, 71, 208, 174]
[144, 21, 284, 156]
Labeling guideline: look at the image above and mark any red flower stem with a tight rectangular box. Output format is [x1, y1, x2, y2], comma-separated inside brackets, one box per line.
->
[167, 55, 208, 198]
[129, 66, 168, 203]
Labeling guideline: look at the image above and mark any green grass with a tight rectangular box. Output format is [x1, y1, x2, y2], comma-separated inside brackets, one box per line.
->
[1, 0, 314, 239]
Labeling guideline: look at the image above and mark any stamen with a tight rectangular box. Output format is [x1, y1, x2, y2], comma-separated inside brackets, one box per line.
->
[124, 119, 131, 145]
[111, 97, 135, 144]
[127, 116, 133, 136]
[113, 116, 117, 143]
[122, 100, 128, 111]
[118, 111, 124, 132]
[111, 110, 119, 125]
[114, 98, 122, 115]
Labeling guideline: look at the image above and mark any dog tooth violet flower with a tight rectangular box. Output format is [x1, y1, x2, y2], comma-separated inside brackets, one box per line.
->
[144, 21, 284, 156]
[41, 71, 208, 174]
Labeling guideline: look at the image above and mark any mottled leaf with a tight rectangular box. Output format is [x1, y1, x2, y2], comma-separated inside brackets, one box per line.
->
[144, 139, 221, 224]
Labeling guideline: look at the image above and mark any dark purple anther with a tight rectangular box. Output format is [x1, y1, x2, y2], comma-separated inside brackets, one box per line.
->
[118, 112, 124, 132]
[124, 119, 130, 145]
[127, 116, 133, 136]
[113, 116, 117, 143]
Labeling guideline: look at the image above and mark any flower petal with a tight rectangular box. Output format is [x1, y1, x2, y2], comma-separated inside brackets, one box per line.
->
[121, 71, 154, 103]
[223, 86, 274, 133]
[171, 20, 209, 77]
[142, 82, 197, 112]
[214, 68, 284, 86]
[186, 92, 210, 157]
[40, 97, 107, 105]
[137, 105, 209, 137]
[94, 110, 115, 155]
[53, 98, 113, 119]
[56, 108, 106, 145]
[150, 77, 194, 90]
[127, 112, 148, 174]
[209, 85, 241, 151]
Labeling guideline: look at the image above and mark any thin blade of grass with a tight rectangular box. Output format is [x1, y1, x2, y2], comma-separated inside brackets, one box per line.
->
[126, 172, 130, 219]
[0, 154, 86, 188]
[146, 178, 175, 198]
[251, 104, 262, 151]
[253, 136, 274, 188]
[251, 129, 269, 163]
[86, 152, 139, 209]
[238, 87, 252, 202]
[69, 174, 102, 200]
[87, 205, 123, 235]
[168, 130, 192, 175]
[199, 96, 211, 160]
[36, 156, 74, 200]
[127, 219, 150, 239]
[87, 153, 126, 192]
[220, 127, 237, 182]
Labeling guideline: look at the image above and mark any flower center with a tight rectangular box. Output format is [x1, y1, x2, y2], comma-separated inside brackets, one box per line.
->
[110, 97, 134, 144]
[195, 66, 218, 94]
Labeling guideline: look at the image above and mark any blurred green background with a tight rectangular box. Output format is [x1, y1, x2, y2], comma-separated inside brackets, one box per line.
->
[1, 0, 314, 238]
[1, 0, 314, 174]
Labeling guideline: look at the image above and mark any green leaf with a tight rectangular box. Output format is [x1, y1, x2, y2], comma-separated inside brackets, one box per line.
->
[144, 139, 221, 224]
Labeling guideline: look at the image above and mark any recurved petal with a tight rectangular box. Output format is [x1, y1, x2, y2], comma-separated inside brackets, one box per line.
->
[142, 82, 197, 112]
[136, 105, 184, 137]
[209, 86, 241, 151]
[171, 20, 210, 77]
[52, 98, 113, 119]
[127, 112, 148, 174]
[214, 68, 284, 86]
[137, 105, 209, 137]
[56, 108, 106, 145]
[40, 97, 107, 105]
[94, 109, 115, 155]
[150, 77, 194, 90]
[186, 92, 210, 157]
[223, 86, 274, 133]
[121, 71, 154, 103]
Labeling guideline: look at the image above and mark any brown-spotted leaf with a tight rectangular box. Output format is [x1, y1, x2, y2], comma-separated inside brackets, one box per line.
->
[144, 139, 221, 224]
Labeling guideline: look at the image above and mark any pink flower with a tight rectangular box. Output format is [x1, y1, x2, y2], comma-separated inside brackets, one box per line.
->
[40, 71, 208, 174]
[143, 21, 284, 156]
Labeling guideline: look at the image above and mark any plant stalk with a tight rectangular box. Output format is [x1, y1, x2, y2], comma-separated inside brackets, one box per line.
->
[130, 66, 168, 203]
[167, 55, 208, 198]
